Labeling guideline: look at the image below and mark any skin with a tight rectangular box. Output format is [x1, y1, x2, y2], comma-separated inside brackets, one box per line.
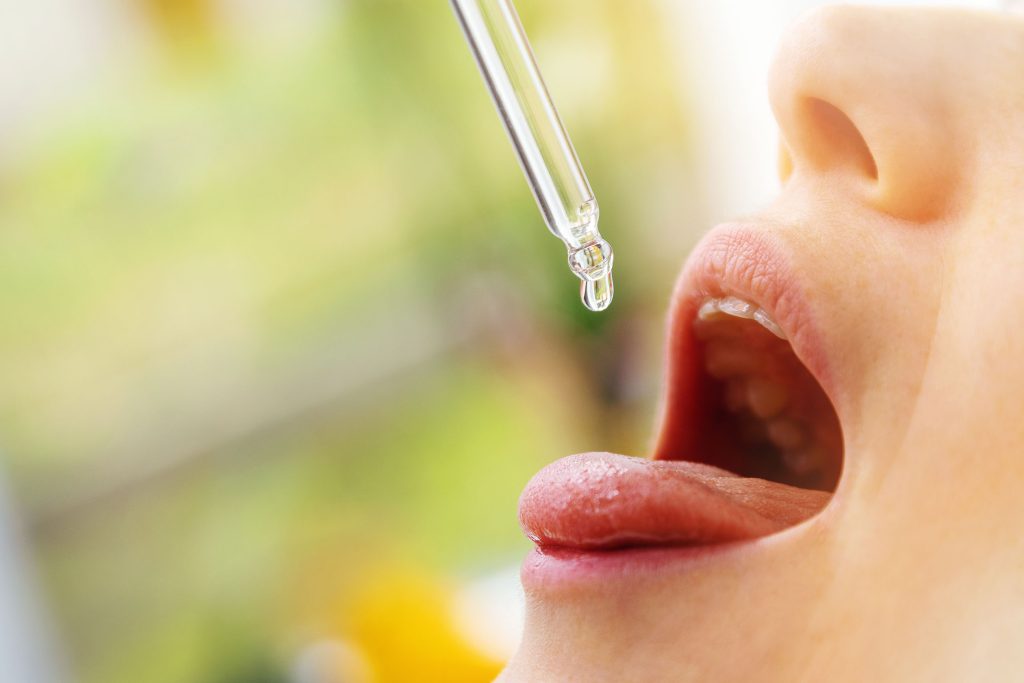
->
[502, 6, 1024, 682]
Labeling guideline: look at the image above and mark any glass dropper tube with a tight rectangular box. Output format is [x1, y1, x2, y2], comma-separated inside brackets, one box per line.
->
[450, 0, 615, 312]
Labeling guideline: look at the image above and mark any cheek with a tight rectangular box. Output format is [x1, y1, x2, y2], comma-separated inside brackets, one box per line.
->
[941, 220, 1024, 430]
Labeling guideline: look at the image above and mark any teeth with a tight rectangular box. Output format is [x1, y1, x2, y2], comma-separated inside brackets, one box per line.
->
[767, 418, 806, 450]
[782, 446, 823, 477]
[697, 295, 822, 481]
[747, 377, 788, 418]
[717, 296, 756, 319]
[697, 297, 786, 340]
[697, 299, 721, 321]
[753, 309, 786, 340]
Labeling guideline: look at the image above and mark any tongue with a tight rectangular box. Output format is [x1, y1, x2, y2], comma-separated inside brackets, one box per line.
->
[519, 452, 829, 550]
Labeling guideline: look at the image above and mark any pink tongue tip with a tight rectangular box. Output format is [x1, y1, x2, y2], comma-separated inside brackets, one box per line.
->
[519, 452, 831, 550]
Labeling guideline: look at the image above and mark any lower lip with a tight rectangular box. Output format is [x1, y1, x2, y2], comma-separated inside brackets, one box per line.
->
[520, 541, 760, 594]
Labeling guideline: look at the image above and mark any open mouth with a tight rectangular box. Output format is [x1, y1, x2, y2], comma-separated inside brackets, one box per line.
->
[667, 293, 842, 491]
[519, 226, 844, 556]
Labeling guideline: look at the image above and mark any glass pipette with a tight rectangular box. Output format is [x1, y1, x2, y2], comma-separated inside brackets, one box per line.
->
[450, 0, 615, 312]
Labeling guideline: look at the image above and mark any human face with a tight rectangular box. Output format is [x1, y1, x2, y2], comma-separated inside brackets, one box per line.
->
[504, 6, 1024, 681]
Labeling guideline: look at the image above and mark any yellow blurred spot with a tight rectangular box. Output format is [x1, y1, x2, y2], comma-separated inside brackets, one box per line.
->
[139, 0, 217, 59]
[346, 573, 504, 683]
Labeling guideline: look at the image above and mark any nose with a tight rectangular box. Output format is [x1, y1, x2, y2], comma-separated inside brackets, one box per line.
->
[768, 6, 966, 221]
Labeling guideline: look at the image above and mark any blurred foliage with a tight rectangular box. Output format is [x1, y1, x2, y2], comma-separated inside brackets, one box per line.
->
[0, 0, 697, 681]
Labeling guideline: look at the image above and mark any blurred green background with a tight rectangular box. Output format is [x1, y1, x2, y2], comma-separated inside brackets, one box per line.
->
[0, 2, 700, 680]
[8, 0, 991, 681]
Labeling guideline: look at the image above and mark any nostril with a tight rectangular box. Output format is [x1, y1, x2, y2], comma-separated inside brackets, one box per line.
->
[768, 4, 962, 220]
[798, 97, 878, 181]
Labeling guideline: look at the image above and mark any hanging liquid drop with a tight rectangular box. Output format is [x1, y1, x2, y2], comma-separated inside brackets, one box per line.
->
[581, 272, 614, 312]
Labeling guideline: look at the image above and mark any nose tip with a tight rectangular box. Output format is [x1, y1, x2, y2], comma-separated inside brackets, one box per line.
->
[768, 6, 962, 221]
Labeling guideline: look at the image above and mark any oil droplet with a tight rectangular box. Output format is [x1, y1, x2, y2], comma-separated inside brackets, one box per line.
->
[581, 272, 614, 312]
